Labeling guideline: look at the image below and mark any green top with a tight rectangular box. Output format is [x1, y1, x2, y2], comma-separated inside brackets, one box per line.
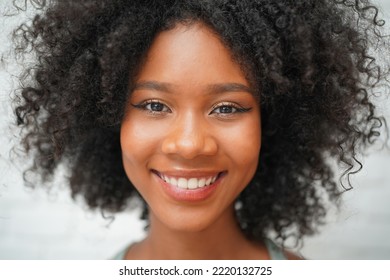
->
[263, 239, 287, 260]
[111, 239, 286, 260]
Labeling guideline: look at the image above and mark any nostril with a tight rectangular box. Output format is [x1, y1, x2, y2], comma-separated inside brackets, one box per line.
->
[161, 135, 217, 158]
[161, 120, 218, 158]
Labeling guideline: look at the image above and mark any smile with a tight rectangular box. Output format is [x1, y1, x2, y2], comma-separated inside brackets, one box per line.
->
[152, 170, 225, 202]
[159, 174, 218, 189]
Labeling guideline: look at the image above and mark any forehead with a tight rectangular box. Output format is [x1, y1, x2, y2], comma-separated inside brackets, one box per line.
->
[135, 22, 250, 89]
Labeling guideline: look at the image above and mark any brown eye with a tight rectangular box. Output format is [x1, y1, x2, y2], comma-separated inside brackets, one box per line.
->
[132, 100, 171, 113]
[213, 105, 236, 114]
[210, 102, 252, 115]
[148, 102, 166, 112]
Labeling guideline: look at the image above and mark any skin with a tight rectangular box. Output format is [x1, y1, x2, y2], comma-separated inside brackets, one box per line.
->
[120, 22, 264, 259]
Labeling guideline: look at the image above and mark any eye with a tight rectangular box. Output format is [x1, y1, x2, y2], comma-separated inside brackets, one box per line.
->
[131, 99, 171, 114]
[210, 102, 252, 116]
[212, 105, 238, 114]
[145, 102, 169, 112]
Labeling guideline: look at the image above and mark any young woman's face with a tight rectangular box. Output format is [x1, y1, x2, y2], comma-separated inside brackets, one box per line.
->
[120, 22, 261, 232]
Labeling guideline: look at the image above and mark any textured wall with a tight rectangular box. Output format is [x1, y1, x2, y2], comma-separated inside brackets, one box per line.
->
[0, 0, 389, 259]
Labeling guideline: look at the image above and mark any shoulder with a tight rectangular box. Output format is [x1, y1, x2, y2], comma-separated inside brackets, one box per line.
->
[111, 246, 128, 260]
[284, 250, 304, 260]
[110, 243, 136, 260]
[263, 239, 304, 260]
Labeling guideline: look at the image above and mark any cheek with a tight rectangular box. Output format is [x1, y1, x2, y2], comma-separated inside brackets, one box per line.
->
[120, 118, 159, 188]
[120, 117, 164, 161]
[221, 116, 261, 168]
[120, 118, 158, 200]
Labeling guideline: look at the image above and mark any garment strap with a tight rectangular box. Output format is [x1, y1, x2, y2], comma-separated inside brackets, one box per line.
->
[264, 239, 287, 260]
[111, 246, 129, 260]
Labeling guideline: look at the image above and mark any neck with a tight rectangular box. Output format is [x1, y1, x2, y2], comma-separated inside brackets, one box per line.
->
[135, 206, 256, 259]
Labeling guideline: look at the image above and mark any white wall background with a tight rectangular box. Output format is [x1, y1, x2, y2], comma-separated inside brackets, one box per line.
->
[0, 0, 389, 259]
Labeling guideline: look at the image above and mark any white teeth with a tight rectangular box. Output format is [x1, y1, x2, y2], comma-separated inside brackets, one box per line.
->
[188, 178, 198, 189]
[170, 177, 177, 186]
[178, 178, 188, 189]
[161, 174, 219, 189]
[198, 178, 206, 188]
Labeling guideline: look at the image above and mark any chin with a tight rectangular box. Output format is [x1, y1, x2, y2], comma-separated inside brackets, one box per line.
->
[151, 210, 220, 233]
[169, 221, 211, 233]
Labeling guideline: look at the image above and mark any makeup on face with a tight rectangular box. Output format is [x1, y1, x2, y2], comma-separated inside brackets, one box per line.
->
[120, 22, 261, 232]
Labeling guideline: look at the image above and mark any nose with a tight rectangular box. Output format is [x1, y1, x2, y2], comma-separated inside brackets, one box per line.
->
[161, 112, 218, 159]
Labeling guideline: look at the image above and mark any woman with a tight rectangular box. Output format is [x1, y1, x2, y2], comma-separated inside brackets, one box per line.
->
[13, 0, 389, 259]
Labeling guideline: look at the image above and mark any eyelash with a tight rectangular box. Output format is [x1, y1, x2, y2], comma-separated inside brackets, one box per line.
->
[131, 100, 252, 116]
[131, 99, 171, 115]
[209, 102, 252, 115]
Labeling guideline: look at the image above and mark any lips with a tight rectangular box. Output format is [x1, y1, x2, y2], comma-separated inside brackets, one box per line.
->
[152, 170, 225, 202]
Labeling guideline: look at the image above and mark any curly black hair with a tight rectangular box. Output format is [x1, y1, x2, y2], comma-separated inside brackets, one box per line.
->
[12, 0, 389, 244]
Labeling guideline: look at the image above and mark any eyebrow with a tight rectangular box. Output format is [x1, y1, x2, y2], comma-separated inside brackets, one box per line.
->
[133, 81, 254, 95]
[133, 81, 174, 93]
[206, 83, 254, 95]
